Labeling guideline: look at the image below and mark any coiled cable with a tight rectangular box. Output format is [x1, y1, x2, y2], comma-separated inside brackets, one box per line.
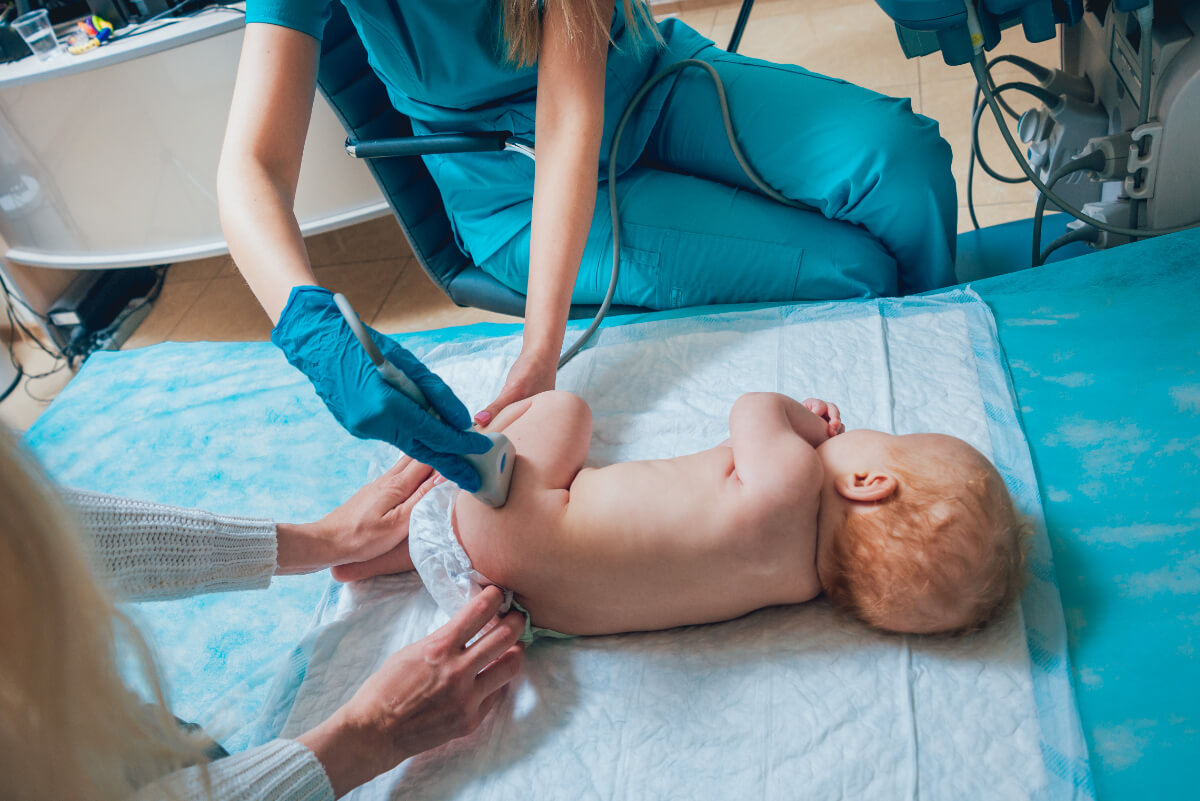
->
[970, 54, 1196, 243]
[558, 58, 816, 366]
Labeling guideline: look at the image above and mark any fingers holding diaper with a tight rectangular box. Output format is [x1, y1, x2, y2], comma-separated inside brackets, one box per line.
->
[474, 643, 525, 706]
[384, 462, 439, 524]
[447, 585, 509, 647]
[467, 611, 525, 673]
[320, 453, 442, 581]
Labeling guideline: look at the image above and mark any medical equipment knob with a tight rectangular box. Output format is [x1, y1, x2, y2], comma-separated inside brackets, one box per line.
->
[1018, 107, 1053, 144]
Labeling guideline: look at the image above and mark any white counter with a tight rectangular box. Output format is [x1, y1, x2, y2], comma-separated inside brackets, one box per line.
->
[0, 5, 388, 269]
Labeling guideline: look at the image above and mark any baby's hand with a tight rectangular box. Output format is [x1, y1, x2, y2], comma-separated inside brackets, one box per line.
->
[803, 398, 845, 439]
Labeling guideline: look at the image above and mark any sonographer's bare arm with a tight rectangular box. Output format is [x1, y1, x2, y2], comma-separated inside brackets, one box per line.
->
[217, 23, 322, 323]
[478, 0, 614, 423]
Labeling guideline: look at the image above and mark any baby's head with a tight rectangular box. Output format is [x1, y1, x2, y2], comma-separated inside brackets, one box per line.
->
[814, 430, 1026, 635]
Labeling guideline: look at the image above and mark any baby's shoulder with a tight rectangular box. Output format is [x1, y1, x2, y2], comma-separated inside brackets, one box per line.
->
[737, 438, 823, 498]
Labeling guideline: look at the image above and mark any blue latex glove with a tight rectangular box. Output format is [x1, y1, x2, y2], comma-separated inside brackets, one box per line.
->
[271, 286, 491, 491]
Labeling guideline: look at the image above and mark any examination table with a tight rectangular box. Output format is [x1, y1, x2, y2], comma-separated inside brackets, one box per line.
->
[23, 227, 1199, 799]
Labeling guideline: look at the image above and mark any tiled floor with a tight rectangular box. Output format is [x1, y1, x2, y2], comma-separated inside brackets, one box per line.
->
[1, 0, 1058, 430]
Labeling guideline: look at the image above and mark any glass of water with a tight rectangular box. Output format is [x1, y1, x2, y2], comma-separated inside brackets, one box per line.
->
[12, 9, 62, 61]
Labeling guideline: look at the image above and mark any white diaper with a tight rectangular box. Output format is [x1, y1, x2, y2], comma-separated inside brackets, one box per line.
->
[408, 481, 573, 644]
[408, 481, 513, 620]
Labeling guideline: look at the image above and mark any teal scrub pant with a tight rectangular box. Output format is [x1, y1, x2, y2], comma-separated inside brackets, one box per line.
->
[480, 46, 957, 307]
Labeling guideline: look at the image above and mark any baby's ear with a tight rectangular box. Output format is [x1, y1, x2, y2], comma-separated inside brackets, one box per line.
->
[835, 470, 898, 503]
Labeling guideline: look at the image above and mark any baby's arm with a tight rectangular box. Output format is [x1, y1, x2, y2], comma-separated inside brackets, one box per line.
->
[728, 393, 828, 491]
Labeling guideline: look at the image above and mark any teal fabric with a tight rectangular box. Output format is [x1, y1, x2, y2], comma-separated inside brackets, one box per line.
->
[510, 597, 575, 645]
[245, 0, 682, 269]
[967, 228, 1200, 801]
[243, 1, 956, 300]
[244, 0, 331, 40]
[481, 46, 956, 305]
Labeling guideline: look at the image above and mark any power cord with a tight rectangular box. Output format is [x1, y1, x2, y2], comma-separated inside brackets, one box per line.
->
[962, 0, 1194, 255]
[0, 266, 167, 404]
[1031, 149, 1106, 266]
[984, 54, 1050, 118]
[1039, 225, 1099, 265]
[110, 2, 245, 44]
[1, 271, 68, 403]
[971, 81, 1055, 184]
[559, 57, 816, 367]
[966, 55, 1048, 230]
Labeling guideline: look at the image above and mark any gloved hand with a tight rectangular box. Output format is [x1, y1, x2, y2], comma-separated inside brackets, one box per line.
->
[271, 286, 491, 491]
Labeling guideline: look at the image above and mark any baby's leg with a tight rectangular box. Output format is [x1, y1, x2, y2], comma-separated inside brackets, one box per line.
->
[455, 391, 592, 587]
[482, 390, 593, 491]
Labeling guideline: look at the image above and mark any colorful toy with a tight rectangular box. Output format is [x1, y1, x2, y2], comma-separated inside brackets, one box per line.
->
[91, 15, 113, 42]
[67, 14, 112, 55]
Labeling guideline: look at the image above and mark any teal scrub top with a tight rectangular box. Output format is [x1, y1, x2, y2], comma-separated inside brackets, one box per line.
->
[245, 0, 711, 266]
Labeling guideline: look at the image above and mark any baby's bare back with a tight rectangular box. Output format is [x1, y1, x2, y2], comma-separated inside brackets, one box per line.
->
[455, 445, 821, 636]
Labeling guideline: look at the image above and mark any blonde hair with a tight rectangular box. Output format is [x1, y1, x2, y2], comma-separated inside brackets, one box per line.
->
[0, 427, 210, 800]
[500, 0, 661, 68]
[820, 446, 1028, 635]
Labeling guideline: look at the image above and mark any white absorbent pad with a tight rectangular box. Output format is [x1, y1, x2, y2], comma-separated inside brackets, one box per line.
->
[267, 290, 1092, 801]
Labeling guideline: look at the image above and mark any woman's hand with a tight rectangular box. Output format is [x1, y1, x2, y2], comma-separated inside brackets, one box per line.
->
[272, 287, 492, 491]
[297, 587, 526, 797]
[276, 456, 438, 578]
[473, 0, 611, 427]
[474, 346, 558, 427]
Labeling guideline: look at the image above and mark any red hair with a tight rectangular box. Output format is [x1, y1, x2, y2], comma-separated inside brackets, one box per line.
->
[819, 451, 1027, 635]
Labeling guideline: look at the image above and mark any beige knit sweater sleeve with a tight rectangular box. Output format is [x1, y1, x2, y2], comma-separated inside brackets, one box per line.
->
[61, 487, 279, 602]
[58, 488, 338, 799]
[132, 739, 335, 801]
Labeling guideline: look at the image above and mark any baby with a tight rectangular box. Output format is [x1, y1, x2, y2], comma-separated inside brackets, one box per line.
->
[406, 390, 1026, 640]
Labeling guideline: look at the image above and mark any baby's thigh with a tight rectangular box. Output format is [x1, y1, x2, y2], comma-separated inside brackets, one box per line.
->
[492, 390, 592, 491]
[458, 392, 590, 583]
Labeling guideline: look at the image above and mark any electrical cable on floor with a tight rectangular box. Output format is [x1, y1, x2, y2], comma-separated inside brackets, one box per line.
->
[1, 282, 69, 403]
[2, 280, 49, 322]
[0, 266, 168, 405]
[1, 270, 65, 371]
[0, 323, 22, 404]
[62, 267, 168, 370]
[0, 369, 19, 404]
